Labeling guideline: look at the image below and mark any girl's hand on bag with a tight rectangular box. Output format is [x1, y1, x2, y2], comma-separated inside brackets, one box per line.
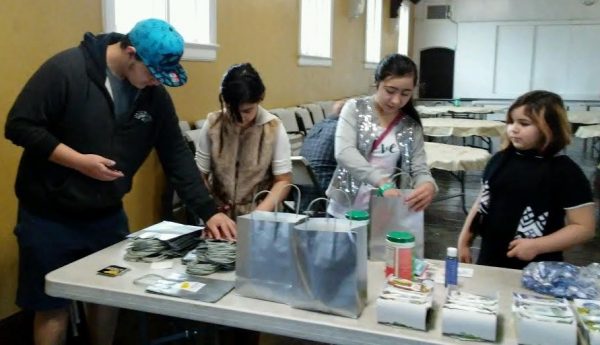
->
[405, 182, 436, 211]
[507, 238, 539, 261]
[383, 188, 402, 198]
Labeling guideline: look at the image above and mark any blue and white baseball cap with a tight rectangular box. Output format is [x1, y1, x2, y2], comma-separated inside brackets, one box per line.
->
[128, 18, 188, 87]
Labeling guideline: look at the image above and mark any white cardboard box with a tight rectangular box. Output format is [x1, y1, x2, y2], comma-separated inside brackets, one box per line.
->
[441, 289, 498, 342]
[514, 314, 576, 345]
[573, 299, 600, 345]
[512, 294, 576, 345]
[376, 296, 432, 331]
[442, 306, 497, 341]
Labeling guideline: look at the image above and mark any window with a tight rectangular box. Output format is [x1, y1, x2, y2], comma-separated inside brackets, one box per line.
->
[397, 2, 411, 55]
[102, 0, 217, 61]
[365, 0, 382, 68]
[299, 0, 333, 66]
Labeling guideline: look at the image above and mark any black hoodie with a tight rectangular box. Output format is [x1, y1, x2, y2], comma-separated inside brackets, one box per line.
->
[5, 32, 217, 221]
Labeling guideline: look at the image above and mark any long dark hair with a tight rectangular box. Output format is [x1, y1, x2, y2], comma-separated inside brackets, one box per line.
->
[374, 53, 421, 126]
[219, 63, 265, 123]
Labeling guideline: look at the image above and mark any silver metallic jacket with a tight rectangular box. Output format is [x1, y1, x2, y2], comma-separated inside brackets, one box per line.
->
[326, 96, 436, 205]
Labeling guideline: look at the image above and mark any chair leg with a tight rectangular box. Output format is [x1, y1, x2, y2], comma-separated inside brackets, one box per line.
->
[458, 171, 467, 214]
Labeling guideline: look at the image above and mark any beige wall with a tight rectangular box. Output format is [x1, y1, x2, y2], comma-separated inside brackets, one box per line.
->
[0, 0, 398, 319]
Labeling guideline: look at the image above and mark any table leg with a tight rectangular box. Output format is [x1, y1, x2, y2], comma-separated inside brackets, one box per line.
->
[458, 171, 467, 214]
[465, 136, 492, 152]
[431, 170, 468, 214]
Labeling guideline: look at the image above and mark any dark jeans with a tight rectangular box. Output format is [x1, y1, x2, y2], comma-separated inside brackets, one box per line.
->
[15, 206, 129, 310]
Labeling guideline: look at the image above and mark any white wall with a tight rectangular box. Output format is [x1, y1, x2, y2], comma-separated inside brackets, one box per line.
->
[413, 0, 600, 100]
[453, 0, 600, 22]
[413, 0, 457, 88]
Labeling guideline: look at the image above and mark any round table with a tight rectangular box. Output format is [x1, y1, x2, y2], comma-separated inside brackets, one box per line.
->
[424, 142, 491, 172]
[417, 105, 506, 117]
[575, 124, 600, 138]
[424, 142, 491, 213]
[422, 118, 505, 138]
[567, 111, 600, 125]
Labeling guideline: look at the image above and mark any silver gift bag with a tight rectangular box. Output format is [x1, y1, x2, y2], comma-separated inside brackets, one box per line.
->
[290, 215, 368, 318]
[235, 188, 307, 304]
[368, 170, 424, 260]
[369, 188, 424, 260]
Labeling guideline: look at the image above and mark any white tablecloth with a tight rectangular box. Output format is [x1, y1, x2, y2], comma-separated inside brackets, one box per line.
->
[417, 105, 506, 116]
[422, 118, 505, 137]
[568, 111, 600, 125]
[575, 124, 600, 139]
[424, 142, 491, 171]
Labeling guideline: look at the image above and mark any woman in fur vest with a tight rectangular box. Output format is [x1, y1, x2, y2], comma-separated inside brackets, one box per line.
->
[194, 63, 292, 234]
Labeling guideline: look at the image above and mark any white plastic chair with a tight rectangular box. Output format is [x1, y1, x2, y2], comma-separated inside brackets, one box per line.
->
[293, 107, 314, 133]
[299, 103, 326, 124]
[316, 100, 335, 117]
[270, 108, 304, 156]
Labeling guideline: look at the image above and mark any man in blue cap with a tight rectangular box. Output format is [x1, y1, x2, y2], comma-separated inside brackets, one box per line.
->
[5, 19, 235, 345]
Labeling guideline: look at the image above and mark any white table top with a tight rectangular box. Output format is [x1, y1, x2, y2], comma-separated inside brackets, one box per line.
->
[575, 124, 600, 139]
[422, 118, 506, 138]
[46, 240, 530, 345]
[424, 142, 491, 172]
[417, 105, 506, 116]
[568, 111, 600, 125]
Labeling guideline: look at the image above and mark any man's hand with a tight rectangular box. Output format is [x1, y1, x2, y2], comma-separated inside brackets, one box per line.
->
[49, 144, 124, 181]
[507, 238, 539, 261]
[405, 182, 436, 212]
[77, 154, 124, 181]
[205, 212, 237, 240]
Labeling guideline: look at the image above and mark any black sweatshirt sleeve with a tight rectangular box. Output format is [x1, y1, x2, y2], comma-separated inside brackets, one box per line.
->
[153, 89, 218, 222]
[5, 56, 66, 158]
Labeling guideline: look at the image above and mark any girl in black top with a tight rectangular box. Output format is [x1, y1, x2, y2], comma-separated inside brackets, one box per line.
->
[457, 90, 595, 269]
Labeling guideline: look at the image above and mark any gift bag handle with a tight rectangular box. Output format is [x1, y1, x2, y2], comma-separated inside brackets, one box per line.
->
[281, 184, 302, 215]
[252, 190, 278, 213]
[389, 168, 414, 189]
[304, 197, 336, 231]
[330, 188, 352, 208]
[305, 197, 330, 218]
[304, 188, 352, 216]
[251, 184, 303, 216]
[304, 189, 353, 231]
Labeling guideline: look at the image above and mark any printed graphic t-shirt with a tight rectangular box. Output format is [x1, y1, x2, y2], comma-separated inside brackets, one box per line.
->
[476, 148, 593, 269]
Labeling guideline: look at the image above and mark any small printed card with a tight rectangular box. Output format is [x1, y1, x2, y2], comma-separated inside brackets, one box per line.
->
[150, 260, 174, 270]
[97, 265, 130, 277]
[146, 279, 206, 295]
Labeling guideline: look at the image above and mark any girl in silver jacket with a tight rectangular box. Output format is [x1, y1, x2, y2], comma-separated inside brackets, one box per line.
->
[327, 54, 437, 217]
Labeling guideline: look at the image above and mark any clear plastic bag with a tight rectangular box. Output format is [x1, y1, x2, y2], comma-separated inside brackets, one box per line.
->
[522, 261, 599, 299]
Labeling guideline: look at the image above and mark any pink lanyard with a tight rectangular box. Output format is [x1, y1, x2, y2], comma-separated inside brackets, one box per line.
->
[370, 112, 404, 154]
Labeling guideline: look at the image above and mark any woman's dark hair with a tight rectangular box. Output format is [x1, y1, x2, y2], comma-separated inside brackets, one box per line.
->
[219, 63, 265, 123]
[502, 90, 571, 156]
[374, 53, 421, 126]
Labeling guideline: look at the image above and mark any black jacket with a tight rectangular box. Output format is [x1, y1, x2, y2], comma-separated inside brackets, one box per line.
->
[5, 32, 217, 221]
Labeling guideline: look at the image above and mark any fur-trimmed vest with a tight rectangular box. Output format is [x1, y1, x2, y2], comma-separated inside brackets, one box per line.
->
[206, 108, 277, 217]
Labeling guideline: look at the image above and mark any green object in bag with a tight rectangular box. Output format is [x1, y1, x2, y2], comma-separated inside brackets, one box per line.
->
[345, 210, 370, 221]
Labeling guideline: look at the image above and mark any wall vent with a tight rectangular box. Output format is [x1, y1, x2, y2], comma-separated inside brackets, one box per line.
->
[427, 5, 450, 19]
